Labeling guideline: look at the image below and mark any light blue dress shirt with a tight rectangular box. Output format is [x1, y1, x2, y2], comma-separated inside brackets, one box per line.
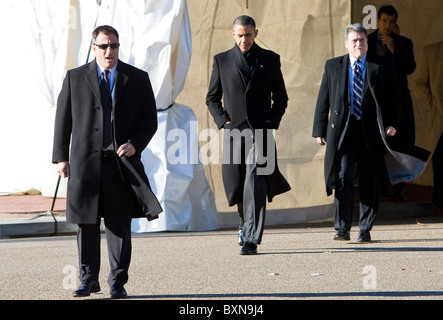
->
[97, 63, 117, 98]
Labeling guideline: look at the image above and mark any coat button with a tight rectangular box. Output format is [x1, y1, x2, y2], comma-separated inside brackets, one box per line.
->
[331, 124, 336, 129]
[91, 149, 98, 154]
[95, 106, 100, 110]
[92, 128, 99, 132]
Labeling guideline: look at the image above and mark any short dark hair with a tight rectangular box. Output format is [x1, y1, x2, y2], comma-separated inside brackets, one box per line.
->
[92, 25, 119, 42]
[233, 15, 256, 30]
[378, 5, 398, 21]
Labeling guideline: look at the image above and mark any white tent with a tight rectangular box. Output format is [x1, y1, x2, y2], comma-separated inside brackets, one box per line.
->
[0, 0, 219, 232]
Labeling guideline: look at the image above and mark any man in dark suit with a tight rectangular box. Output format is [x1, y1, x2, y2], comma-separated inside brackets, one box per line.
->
[206, 16, 290, 255]
[53, 25, 162, 298]
[368, 5, 416, 202]
[313, 23, 402, 242]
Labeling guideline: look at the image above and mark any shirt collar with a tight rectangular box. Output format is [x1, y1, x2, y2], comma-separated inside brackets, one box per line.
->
[96, 61, 118, 79]
[349, 54, 367, 68]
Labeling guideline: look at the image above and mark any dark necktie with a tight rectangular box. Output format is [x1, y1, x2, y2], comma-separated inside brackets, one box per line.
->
[352, 60, 363, 120]
[100, 70, 112, 149]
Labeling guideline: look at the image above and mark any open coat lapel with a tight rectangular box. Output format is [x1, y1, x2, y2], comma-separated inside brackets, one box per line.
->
[336, 55, 349, 103]
[113, 63, 129, 109]
[111, 62, 129, 122]
[248, 49, 265, 91]
[365, 58, 378, 98]
[84, 61, 101, 104]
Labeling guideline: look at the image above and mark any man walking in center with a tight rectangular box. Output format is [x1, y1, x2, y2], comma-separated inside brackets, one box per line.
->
[53, 25, 162, 298]
[206, 15, 290, 255]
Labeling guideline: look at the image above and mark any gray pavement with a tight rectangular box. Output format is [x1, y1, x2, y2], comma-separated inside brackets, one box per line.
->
[1, 216, 443, 302]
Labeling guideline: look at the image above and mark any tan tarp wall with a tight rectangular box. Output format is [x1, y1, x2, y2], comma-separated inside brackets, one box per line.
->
[178, 0, 351, 214]
[352, 0, 443, 186]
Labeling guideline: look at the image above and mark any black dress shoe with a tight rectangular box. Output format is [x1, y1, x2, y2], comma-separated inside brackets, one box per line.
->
[358, 230, 371, 242]
[240, 242, 257, 255]
[110, 285, 127, 299]
[73, 280, 101, 297]
[334, 229, 350, 241]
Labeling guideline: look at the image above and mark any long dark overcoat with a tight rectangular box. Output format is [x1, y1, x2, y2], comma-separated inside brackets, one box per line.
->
[368, 30, 417, 144]
[206, 44, 291, 206]
[312, 53, 430, 196]
[53, 60, 162, 224]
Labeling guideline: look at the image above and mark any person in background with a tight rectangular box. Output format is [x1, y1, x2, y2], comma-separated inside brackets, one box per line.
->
[368, 5, 417, 202]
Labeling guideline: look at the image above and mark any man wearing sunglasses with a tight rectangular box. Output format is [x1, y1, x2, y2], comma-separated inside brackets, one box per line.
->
[53, 25, 162, 298]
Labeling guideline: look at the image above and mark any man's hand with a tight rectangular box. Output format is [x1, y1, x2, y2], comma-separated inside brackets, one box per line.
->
[117, 140, 136, 157]
[56, 162, 70, 178]
[381, 34, 395, 54]
[316, 137, 326, 146]
[385, 126, 397, 137]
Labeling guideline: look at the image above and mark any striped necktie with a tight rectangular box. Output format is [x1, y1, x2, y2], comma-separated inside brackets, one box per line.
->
[352, 59, 363, 120]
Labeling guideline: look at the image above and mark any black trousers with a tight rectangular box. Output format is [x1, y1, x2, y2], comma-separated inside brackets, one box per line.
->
[222, 128, 267, 245]
[334, 117, 380, 231]
[77, 154, 134, 287]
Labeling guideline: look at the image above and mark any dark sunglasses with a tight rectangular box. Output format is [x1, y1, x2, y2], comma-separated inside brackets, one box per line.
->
[94, 43, 120, 50]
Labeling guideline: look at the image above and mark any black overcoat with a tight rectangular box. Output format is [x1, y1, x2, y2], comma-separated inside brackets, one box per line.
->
[368, 31, 417, 144]
[53, 60, 162, 224]
[206, 44, 291, 205]
[312, 53, 430, 196]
